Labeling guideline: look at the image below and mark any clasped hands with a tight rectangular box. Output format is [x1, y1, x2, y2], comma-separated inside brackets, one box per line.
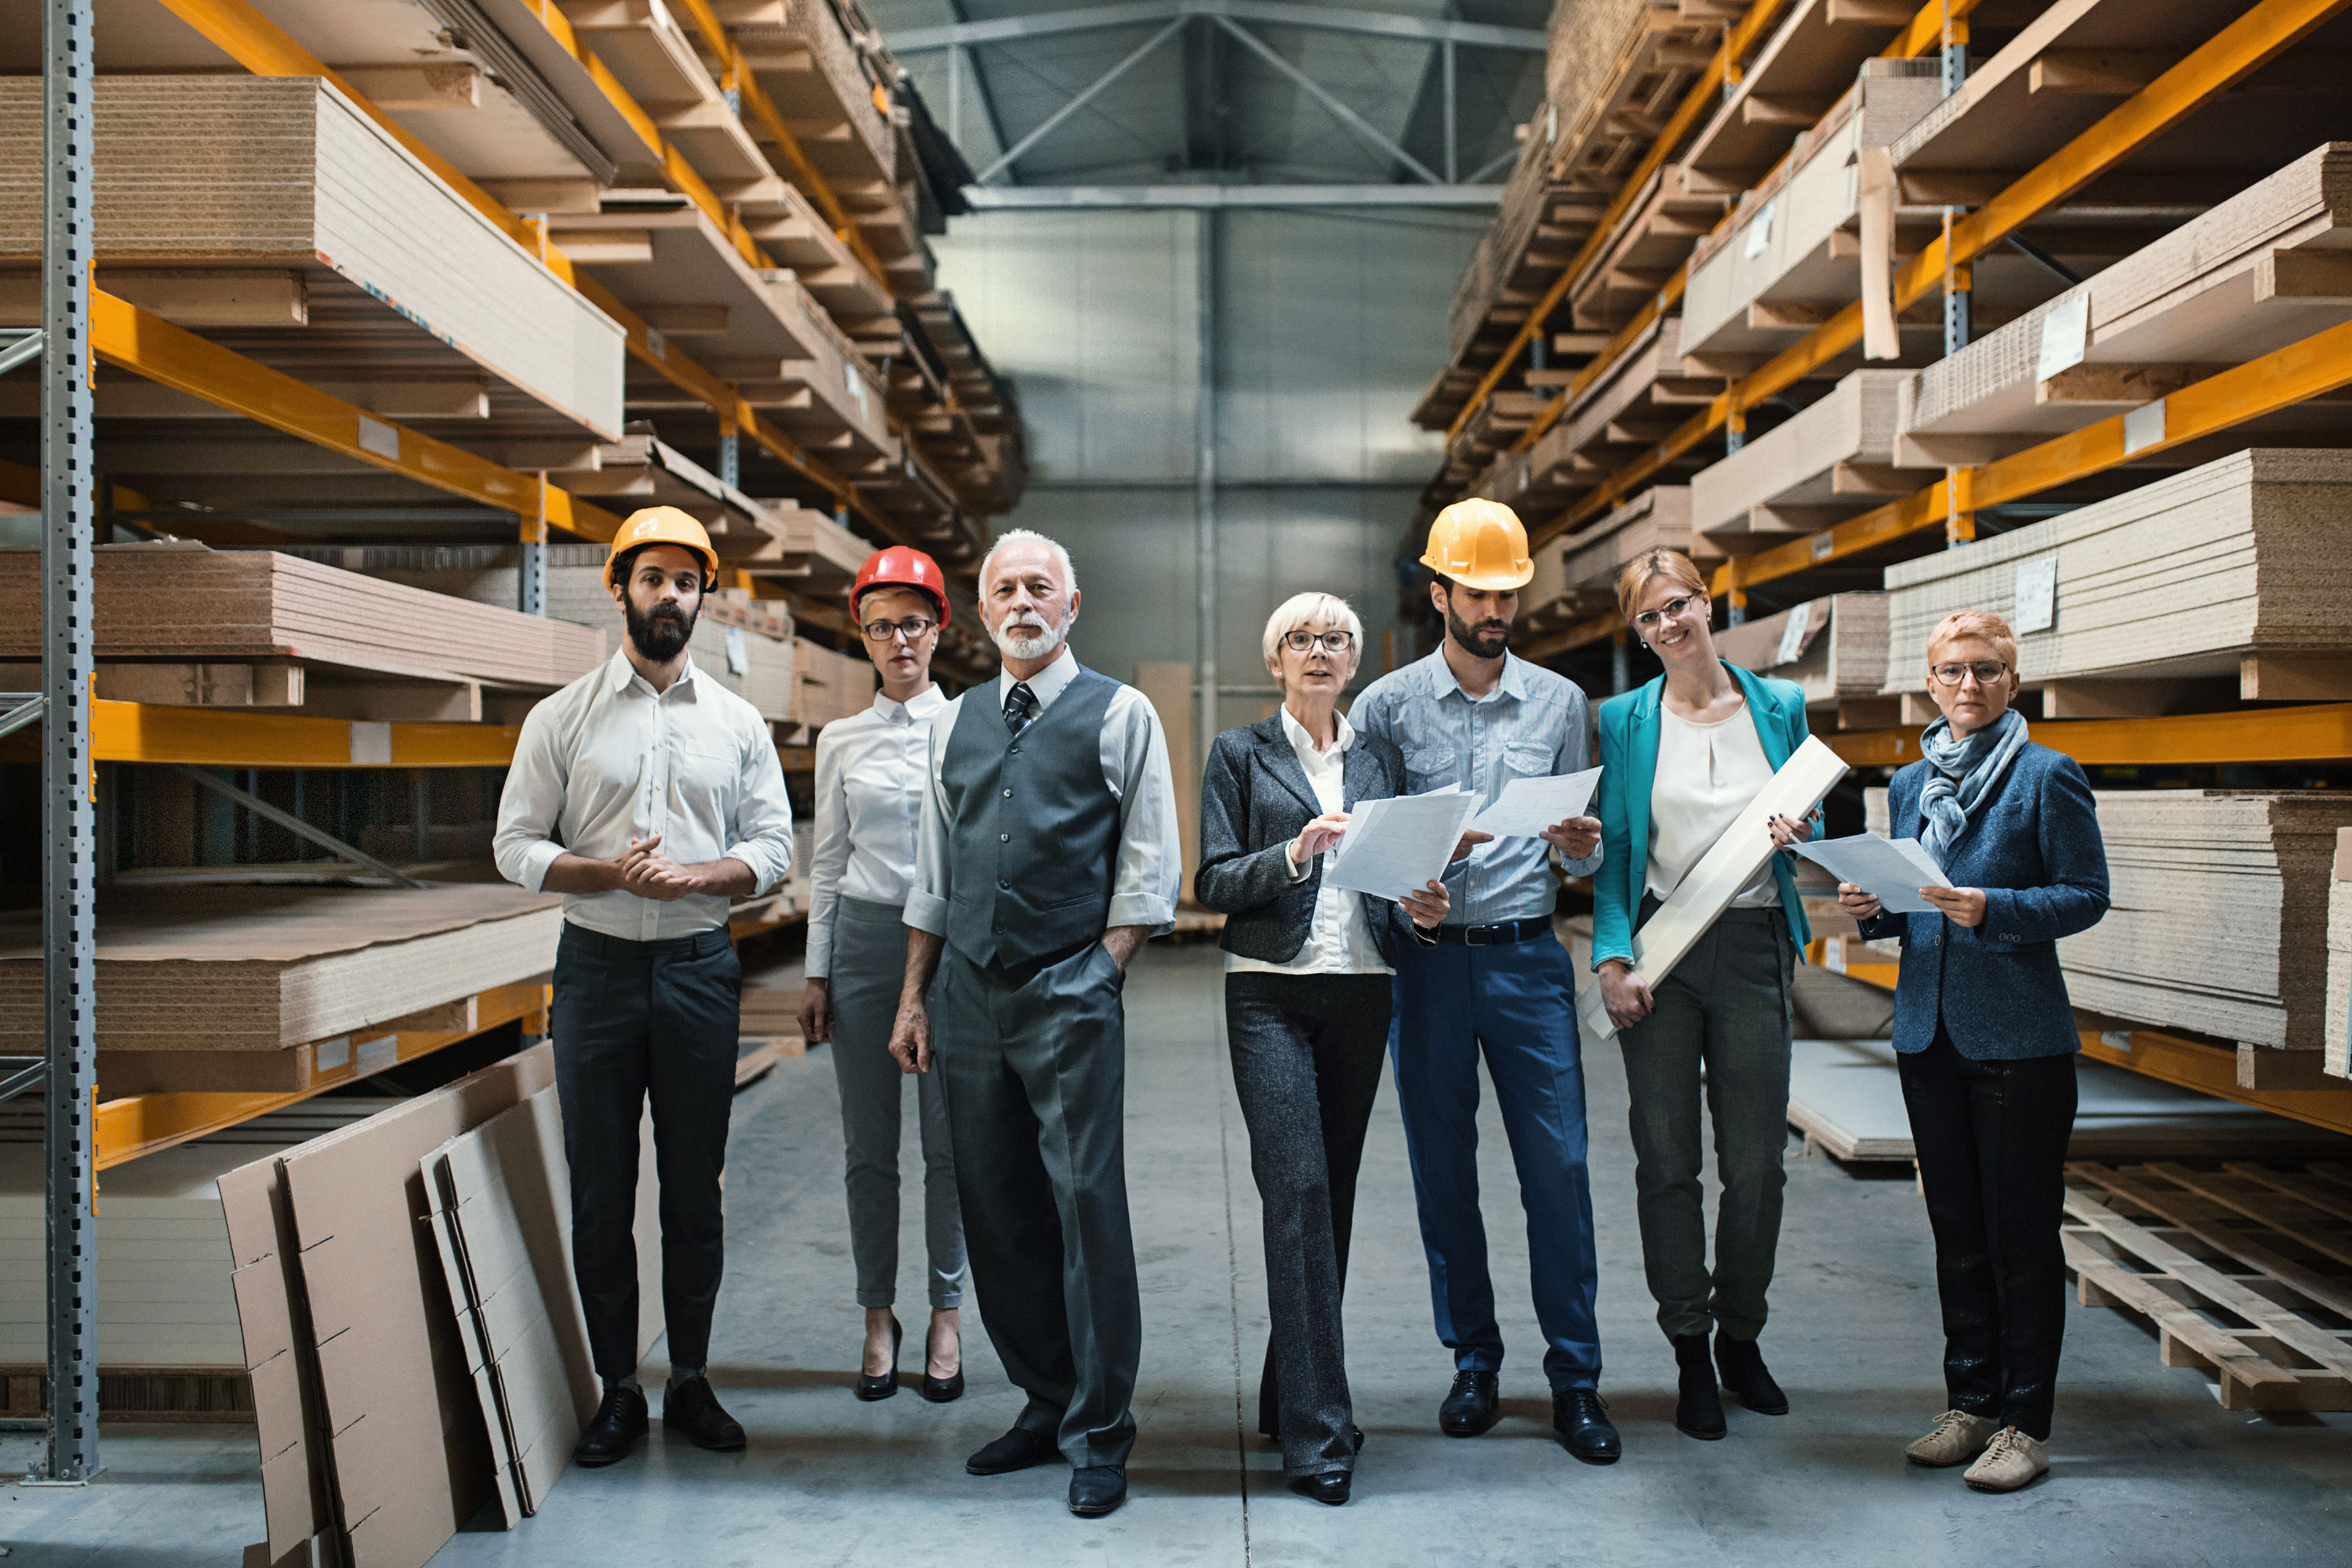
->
[605, 834, 703, 902]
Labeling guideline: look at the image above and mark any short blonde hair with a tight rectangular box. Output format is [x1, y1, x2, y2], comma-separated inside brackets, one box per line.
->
[1262, 591, 1365, 674]
[1615, 548, 1708, 622]
[1926, 609, 2018, 669]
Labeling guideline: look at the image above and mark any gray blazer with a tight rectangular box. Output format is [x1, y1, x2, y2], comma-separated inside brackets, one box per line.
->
[1194, 714, 1429, 966]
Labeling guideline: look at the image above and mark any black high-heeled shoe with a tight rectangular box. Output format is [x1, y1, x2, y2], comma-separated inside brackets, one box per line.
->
[919, 1321, 963, 1402]
[854, 1316, 902, 1401]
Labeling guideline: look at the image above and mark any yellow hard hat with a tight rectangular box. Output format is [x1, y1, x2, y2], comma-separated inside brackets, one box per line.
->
[1420, 498, 1534, 591]
[604, 505, 720, 590]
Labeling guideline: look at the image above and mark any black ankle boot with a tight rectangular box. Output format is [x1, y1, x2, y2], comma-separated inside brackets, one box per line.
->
[1673, 1333, 1726, 1440]
[1714, 1329, 1789, 1415]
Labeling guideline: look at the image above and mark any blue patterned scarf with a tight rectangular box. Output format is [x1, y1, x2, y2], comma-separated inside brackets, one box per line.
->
[1917, 707, 2027, 865]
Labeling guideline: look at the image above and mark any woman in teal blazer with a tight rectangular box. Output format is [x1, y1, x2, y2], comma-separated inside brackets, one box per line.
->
[1591, 549, 1815, 1445]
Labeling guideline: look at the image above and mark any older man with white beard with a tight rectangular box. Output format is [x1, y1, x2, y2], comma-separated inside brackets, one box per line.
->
[887, 529, 1182, 1518]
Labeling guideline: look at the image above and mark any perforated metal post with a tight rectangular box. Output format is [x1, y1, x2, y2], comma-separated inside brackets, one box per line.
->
[39, 0, 99, 1487]
[519, 475, 548, 617]
[1940, 6, 1970, 358]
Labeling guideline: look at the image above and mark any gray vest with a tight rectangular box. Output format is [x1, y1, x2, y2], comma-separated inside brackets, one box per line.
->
[941, 665, 1123, 970]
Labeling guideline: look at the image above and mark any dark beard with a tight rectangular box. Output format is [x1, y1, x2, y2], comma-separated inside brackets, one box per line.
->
[625, 595, 696, 662]
[1445, 603, 1511, 660]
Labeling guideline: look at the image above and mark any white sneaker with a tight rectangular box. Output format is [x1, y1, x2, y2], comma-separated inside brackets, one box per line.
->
[1963, 1426, 2049, 1492]
[1905, 1409, 1998, 1468]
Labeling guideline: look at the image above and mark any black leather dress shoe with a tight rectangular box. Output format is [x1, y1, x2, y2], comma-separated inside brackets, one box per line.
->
[1439, 1370, 1499, 1436]
[855, 1316, 903, 1401]
[1673, 1333, 1727, 1439]
[967, 1424, 1060, 1476]
[1287, 1471, 1351, 1506]
[573, 1383, 647, 1468]
[1069, 1465, 1127, 1517]
[662, 1375, 746, 1452]
[919, 1368, 965, 1403]
[1715, 1329, 1789, 1415]
[1553, 1389, 1621, 1464]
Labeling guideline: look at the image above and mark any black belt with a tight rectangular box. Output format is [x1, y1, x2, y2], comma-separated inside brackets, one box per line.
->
[1433, 916, 1553, 946]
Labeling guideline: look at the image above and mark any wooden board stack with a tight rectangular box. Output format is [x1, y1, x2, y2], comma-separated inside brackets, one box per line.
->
[1879, 449, 2352, 695]
[2328, 826, 2352, 1079]
[1691, 370, 1928, 554]
[1713, 592, 1889, 718]
[791, 637, 880, 733]
[1484, 317, 1724, 514]
[1554, 487, 1706, 616]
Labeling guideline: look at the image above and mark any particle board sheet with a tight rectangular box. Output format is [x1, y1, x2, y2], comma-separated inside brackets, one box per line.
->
[0, 75, 627, 438]
[1879, 450, 2352, 688]
[0, 543, 607, 692]
[545, 203, 824, 366]
[790, 636, 878, 733]
[1554, 487, 1708, 615]
[1678, 0, 1927, 192]
[1494, 317, 1724, 514]
[1690, 369, 1929, 550]
[1789, 1038, 2352, 1162]
[2330, 827, 2352, 1077]
[739, 0, 897, 187]
[1712, 592, 1888, 707]
[2056, 792, 2352, 1052]
[1899, 143, 2352, 465]
[0, 885, 564, 1054]
[754, 505, 870, 590]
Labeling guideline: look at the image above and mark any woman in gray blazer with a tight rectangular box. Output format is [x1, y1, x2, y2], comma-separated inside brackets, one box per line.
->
[1196, 592, 1453, 1507]
[1838, 608, 2108, 1494]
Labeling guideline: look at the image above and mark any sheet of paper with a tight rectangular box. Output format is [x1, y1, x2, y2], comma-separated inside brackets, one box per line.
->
[1468, 766, 1602, 838]
[1323, 786, 1479, 900]
[1793, 834, 1949, 915]
[2035, 290, 2090, 382]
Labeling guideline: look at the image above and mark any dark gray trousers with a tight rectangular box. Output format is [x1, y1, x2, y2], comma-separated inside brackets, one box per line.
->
[1618, 901, 1794, 1343]
[1225, 971, 1390, 1479]
[829, 896, 965, 1310]
[932, 938, 1140, 1469]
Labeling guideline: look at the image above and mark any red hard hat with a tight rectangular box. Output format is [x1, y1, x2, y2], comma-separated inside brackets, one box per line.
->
[852, 546, 949, 624]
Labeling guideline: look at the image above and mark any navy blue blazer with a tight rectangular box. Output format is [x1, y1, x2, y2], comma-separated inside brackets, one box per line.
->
[1858, 741, 2109, 1060]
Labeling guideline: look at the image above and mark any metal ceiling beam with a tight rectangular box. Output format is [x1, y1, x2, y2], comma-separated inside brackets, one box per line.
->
[1210, 12, 1440, 183]
[962, 183, 1502, 207]
[891, 1, 1546, 54]
[973, 15, 1189, 183]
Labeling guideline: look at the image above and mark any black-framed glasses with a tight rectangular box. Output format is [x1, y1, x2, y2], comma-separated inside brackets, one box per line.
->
[1281, 629, 1355, 654]
[862, 616, 937, 643]
[1630, 594, 1699, 631]
[1929, 660, 2008, 688]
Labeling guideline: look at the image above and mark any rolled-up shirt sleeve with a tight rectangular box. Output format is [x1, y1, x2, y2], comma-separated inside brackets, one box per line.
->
[903, 713, 956, 937]
[1103, 688, 1182, 934]
[493, 701, 570, 894]
[722, 717, 796, 896]
[1556, 690, 1602, 880]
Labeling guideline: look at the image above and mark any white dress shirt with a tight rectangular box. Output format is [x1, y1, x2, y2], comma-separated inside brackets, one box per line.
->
[494, 648, 796, 940]
[904, 647, 1183, 941]
[1227, 706, 1392, 977]
[1648, 701, 1779, 908]
[805, 683, 949, 978]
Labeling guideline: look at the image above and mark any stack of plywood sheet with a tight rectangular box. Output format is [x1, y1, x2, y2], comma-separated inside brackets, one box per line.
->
[1898, 143, 2352, 470]
[2058, 792, 2352, 1054]
[753, 503, 871, 594]
[0, 75, 627, 439]
[1566, 165, 1733, 333]
[1713, 592, 1889, 717]
[1690, 369, 1929, 554]
[2330, 826, 2352, 1079]
[1555, 487, 1707, 616]
[790, 636, 879, 733]
[0, 885, 561, 1093]
[1487, 317, 1724, 513]
[1879, 450, 2352, 696]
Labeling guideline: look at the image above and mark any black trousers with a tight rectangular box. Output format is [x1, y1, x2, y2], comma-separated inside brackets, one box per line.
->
[1898, 1021, 2077, 1441]
[1224, 971, 1391, 1479]
[551, 922, 741, 1379]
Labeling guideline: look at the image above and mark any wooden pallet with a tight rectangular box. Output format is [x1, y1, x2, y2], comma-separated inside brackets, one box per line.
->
[2063, 1161, 2352, 1411]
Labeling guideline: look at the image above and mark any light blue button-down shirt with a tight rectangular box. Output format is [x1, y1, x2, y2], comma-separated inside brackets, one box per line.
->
[1350, 649, 1601, 927]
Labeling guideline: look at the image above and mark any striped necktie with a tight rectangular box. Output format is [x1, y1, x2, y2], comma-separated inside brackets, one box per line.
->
[1003, 680, 1038, 737]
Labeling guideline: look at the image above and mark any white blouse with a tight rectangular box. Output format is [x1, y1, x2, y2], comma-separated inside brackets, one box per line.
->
[805, 684, 949, 978]
[1226, 706, 1393, 978]
[1647, 702, 1780, 909]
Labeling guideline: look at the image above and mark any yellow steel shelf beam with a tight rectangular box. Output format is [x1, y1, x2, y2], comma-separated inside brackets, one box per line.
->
[1826, 703, 2352, 771]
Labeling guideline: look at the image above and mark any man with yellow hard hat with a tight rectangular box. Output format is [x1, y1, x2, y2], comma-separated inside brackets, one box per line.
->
[1350, 497, 1619, 1464]
[494, 505, 795, 1466]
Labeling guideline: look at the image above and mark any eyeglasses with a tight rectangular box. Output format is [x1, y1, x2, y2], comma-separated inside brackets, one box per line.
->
[1630, 594, 1699, 631]
[862, 616, 937, 643]
[1929, 660, 2009, 688]
[1281, 630, 1355, 654]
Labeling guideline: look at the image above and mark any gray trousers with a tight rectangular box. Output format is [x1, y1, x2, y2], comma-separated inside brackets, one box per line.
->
[829, 895, 965, 1310]
[932, 938, 1140, 1469]
[1618, 900, 1795, 1343]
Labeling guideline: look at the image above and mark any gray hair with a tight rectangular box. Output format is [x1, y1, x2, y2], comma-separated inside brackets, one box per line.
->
[978, 527, 1077, 595]
[1261, 590, 1365, 674]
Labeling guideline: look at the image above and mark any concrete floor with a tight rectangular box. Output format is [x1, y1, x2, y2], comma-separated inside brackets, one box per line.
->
[6, 941, 2350, 1565]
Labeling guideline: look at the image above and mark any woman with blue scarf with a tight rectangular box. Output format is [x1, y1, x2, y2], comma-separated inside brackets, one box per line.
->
[1838, 609, 2108, 1494]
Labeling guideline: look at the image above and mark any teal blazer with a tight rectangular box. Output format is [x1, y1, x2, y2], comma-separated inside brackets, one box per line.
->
[1592, 662, 1817, 971]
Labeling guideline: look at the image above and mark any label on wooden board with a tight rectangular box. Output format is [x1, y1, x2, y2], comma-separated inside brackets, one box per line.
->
[2012, 556, 2057, 635]
[1743, 200, 1776, 259]
[2035, 292, 2090, 383]
[1774, 605, 1812, 666]
[725, 624, 749, 675]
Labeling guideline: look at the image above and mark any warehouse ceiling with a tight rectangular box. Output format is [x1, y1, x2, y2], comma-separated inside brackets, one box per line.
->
[870, 0, 1551, 189]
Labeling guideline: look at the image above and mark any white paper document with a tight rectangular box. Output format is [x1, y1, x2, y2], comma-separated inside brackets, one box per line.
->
[1322, 786, 1480, 901]
[1468, 766, 1602, 838]
[1792, 833, 1950, 915]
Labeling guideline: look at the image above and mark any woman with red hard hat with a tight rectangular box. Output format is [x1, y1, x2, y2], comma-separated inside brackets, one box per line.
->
[799, 544, 970, 1403]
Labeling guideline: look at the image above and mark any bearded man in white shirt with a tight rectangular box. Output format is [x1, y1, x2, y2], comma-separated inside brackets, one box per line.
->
[886, 529, 1183, 1520]
[493, 507, 794, 1468]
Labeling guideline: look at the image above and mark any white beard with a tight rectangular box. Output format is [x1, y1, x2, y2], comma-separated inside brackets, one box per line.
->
[992, 611, 1069, 663]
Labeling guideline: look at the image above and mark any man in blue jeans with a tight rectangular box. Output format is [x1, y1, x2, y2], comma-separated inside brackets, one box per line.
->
[1350, 498, 1618, 1464]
